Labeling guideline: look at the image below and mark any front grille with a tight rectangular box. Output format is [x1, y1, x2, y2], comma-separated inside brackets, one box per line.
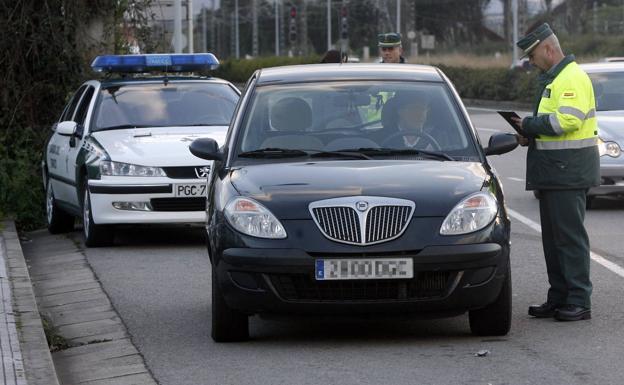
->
[312, 207, 361, 243]
[269, 271, 455, 302]
[150, 197, 205, 211]
[366, 205, 412, 243]
[162, 166, 210, 179]
[310, 198, 414, 245]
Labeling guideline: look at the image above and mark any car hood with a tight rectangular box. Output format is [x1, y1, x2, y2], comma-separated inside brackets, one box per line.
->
[597, 112, 624, 142]
[229, 160, 489, 219]
[90, 126, 228, 166]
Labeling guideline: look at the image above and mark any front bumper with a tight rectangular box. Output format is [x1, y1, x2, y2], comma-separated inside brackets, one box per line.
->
[88, 178, 207, 224]
[214, 242, 509, 317]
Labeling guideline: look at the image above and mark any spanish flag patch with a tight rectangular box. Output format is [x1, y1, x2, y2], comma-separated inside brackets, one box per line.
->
[562, 91, 576, 99]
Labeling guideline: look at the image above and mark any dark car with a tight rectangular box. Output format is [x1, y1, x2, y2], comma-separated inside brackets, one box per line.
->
[189, 63, 518, 342]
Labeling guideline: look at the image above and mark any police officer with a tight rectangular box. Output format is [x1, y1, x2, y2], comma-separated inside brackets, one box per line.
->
[512, 24, 600, 322]
[378, 32, 405, 63]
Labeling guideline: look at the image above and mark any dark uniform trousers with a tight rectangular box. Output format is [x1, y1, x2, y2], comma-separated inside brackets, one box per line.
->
[539, 189, 592, 308]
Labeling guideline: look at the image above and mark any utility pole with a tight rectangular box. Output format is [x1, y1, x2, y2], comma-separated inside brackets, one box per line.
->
[593, 1, 598, 34]
[301, 1, 309, 55]
[188, 0, 194, 53]
[512, 0, 518, 65]
[275, 0, 280, 56]
[252, 0, 259, 57]
[327, 0, 332, 50]
[174, 0, 183, 53]
[202, 6, 207, 52]
[211, 0, 216, 55]
[235, 0, 240, 58]
[396, 0, 401, 34]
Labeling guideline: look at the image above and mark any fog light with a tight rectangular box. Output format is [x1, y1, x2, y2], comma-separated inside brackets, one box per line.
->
[112, 201, 152, 211]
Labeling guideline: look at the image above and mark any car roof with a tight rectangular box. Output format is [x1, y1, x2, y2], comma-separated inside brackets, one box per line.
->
[255, 63, 444, 85]
[99, 76, 235, 88]
[580, 62, 624, 73]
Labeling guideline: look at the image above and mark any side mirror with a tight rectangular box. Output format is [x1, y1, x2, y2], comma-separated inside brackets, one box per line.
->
[56, 121, 77, 136]
[189, 138, 223, 161]
[485, 133, 519, 156]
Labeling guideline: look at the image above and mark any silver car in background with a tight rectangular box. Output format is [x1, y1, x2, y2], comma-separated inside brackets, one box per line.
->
[580, 62, 624, 208]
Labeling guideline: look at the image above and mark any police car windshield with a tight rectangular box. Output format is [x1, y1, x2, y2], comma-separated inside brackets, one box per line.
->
[93, 82, 238, 131]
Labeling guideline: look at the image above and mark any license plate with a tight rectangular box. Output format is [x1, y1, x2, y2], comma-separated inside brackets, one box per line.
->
[173, 183, 206, 197]
[315, 258, 413, 280]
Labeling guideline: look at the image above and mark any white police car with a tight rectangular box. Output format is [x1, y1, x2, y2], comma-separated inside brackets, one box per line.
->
[42, 53, 240, 246]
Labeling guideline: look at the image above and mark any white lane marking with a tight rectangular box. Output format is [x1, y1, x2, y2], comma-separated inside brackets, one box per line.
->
[507, 177, 525, 182]
[476, 127, 502, 133]
[507, 208, 624, 278]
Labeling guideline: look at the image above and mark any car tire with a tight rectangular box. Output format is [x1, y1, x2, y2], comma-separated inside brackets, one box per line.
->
[586, 196, 594, 210]
[468, 264, 512, 336]
[533, 190, 541, 200]
[45, 180, 75, 234]
[211, 267, 249, 342]
[82, 180, 114, 247]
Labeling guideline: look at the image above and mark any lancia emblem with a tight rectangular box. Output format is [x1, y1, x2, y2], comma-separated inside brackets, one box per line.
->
[194, 166, 211, 178]
[356, 201, 368, 211]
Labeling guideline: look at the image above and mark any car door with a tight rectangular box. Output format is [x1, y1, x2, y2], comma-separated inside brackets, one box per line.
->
[48, 85, 87, 206]
[66, 83, 97, 207]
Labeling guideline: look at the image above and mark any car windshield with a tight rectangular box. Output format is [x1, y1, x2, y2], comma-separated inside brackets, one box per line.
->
[93, 82, 238, 131]
[589, 71, 624, 111]
[235, 81, 479, 162]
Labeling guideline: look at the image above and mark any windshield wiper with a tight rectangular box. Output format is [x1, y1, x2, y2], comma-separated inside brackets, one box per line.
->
[95, 124, 165, 132]
[346, 147, 455, 161]
[238, 148, 371, 160]
[308, 150, 371, 160]
[238, 148, 309, 158]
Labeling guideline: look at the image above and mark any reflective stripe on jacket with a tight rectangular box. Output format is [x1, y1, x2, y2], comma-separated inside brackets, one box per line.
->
[521, 56, 600, 190]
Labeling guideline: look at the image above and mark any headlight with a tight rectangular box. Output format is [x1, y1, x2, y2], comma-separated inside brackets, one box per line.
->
[100, 161, 166, 177]
[440, 192, 498, 235]
[597, 138, 621, 158]
[224, 197, 287, 239]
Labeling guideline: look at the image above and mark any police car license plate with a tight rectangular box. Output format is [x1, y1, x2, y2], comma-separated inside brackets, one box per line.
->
[174, 183, 207, 197]
[315, 258, 413, 280]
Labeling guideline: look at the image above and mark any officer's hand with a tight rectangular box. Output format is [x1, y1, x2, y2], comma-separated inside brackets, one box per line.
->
[510, 116, 523, 128]
[515, 134, 529, 147]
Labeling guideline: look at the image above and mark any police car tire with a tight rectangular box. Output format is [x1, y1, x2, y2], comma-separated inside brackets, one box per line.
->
[82, 181, 114, 247]
[211, 267, 249, 342]
[468, 263, 512, 336]
[46, 180, 74, 234]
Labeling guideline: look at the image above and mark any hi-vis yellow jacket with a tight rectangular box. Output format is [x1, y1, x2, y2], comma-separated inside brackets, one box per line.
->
[521, 55, 600, 190]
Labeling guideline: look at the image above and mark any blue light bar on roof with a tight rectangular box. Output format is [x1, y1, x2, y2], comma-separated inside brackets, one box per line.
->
[91, 53, 220, 73]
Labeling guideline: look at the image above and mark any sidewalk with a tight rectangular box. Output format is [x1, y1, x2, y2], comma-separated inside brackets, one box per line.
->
[1, 220, 157, 385]
[1, 220, 58, 385]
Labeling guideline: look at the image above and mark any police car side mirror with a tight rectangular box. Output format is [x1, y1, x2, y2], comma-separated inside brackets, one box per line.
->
[56, 121, 77, 136]
[189, 138, 223, 161]
[485, 133, 519, 156]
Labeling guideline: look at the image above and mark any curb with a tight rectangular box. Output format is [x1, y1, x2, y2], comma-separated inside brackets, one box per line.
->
[1, 220, 60, 385]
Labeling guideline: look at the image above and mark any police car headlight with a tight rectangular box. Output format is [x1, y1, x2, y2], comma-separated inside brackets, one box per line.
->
[224, 197, 287, 239]
[100, 161, 166, 177]
[597, 138, 621, 158]
[440, 192, 498, 235]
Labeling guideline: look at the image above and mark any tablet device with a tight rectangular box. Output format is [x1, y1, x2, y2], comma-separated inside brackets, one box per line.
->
[497, 110, 523, 134]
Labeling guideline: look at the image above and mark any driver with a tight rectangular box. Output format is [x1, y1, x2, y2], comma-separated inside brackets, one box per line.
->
[382, 93, 438, 150]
